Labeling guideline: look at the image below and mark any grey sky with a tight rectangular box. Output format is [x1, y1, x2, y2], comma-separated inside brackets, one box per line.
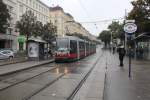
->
[41, 0, 133, 36]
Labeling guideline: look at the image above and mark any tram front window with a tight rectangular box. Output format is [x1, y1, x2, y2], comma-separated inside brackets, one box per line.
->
[56, 38, 68, 49]
[56, 38, 69, 54]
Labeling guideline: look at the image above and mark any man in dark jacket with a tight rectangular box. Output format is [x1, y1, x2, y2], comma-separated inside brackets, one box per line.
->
[117, 45, 126, 66]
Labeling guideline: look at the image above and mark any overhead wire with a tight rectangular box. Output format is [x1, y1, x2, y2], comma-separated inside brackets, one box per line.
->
[77, 0, 99, 30]
[78, 17, 125, 24]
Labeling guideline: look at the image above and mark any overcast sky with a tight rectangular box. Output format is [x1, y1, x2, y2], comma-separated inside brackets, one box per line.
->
[41, 0, 133, 36]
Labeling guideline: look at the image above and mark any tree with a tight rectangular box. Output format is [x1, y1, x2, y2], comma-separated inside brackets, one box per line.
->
[108, 21, 124, 40]
[16, 10, 37, 37]
[16, 10, 37, 52]
[32, 21, 43, 37]
[0, 0, 10, 33]
[42, 22, 57, 43]
[98, 30, 111, 47]
[128, 0, 150, 33]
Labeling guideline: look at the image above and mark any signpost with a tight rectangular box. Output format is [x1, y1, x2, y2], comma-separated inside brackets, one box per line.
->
[124, 22, 137, 78]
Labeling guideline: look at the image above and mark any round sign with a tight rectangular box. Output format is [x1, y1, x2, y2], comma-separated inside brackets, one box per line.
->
[124, 23, 137, 34]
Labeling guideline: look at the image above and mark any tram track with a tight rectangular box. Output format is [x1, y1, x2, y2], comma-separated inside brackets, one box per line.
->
[0, 62, 78, 100]
[0, 49, 103, 100]
[0, 63, 56, 91]
[27, 50, 104, 100]
[23, 73, 65, 100]
[67, 51, 104, 100]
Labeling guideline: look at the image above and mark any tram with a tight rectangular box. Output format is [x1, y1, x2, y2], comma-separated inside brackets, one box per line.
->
[55, 36, 96, 62]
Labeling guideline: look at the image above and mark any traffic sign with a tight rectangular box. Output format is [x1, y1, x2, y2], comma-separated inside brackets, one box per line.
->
[124, 23, 137, 34]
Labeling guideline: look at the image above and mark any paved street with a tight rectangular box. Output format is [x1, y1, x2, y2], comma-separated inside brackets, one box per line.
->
[0, 59, 54, 75]
[0, 47, 150, 100]
[0, 46, 106, 100]
[104, 50, 150, 100]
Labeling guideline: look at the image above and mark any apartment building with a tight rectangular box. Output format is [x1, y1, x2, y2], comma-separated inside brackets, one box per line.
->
[17, 0, 49, 24]
[1, 0, 50, 51]
[49, 6, 91, 38]
[0, 0, 18, 51]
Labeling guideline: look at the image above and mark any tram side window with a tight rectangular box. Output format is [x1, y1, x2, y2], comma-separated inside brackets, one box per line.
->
[86, 43, 89, 52]
[70, 40, 77, 53]
[79, 42, 85, 52]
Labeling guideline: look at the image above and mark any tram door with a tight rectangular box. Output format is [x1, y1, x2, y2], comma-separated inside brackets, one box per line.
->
[70, 40, 78, 59]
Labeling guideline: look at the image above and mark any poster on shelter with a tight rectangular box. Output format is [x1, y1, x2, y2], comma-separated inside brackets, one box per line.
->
[28, 43, 39, 57]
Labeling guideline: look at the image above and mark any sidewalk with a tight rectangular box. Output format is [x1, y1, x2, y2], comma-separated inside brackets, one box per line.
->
[0, 59, 54, 76]
[0, 57, 28, 66]
[104, 51, 150, 100]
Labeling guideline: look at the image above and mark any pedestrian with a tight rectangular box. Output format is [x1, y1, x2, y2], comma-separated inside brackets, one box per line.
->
[112, 45, 116, 54]
[117, 45, 126, 67]
[48, 49, 53, 57]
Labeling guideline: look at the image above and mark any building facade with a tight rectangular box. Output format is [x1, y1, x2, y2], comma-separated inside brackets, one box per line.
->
[1, 0, 50, 51]
[49, 6, 73, 37]
[17, 0, 50, 24]
[0, 0, 18, 51]
[49, 6, 92, 38]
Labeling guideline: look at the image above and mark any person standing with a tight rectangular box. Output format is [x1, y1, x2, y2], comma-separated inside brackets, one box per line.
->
[117, 45, 126, 66]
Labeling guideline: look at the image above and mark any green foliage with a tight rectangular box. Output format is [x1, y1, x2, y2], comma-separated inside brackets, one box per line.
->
[16, 10, 57, 43]
[0, 0, 10, 33]
[98, 30, 111, 46]
[128, 0, 150, 33]
[108, 21, 124, 40]
[42, 22, 57, 43]
[32, 21, 43, 37]
[16, 10, 36, 37]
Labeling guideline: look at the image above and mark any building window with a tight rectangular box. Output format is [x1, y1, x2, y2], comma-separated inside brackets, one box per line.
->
[7, 5, 13, 13]
[26, 7, 28, 12]
[36, 3, 38, 9]
[55, 20, 57, 24]
[39, 5, 41, 11]
[19, 5, 23, 15]
[29, 0, 31, 5]
[33, 2, 35, 8]
[26, 0, 28, 4]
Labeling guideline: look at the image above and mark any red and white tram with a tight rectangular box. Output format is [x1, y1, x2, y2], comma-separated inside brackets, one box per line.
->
[55, 36, 96, 62]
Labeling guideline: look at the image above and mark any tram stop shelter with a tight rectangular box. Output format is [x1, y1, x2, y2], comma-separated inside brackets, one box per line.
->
[28, 37, 47, 61]
[133, 32, 150, 60]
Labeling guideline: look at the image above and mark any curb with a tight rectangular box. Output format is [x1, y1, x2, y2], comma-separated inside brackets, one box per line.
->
[0, 59, 54, 76]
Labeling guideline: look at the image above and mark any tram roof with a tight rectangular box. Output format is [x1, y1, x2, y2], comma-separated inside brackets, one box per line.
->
[57, 36, 84, 41]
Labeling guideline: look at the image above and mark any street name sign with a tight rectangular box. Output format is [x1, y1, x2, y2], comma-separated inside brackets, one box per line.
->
[124, 23, 137, 34]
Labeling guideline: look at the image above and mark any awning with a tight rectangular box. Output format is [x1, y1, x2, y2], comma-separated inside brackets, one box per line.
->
[134, 32, 150, 41]
[28, 36, 46, 43]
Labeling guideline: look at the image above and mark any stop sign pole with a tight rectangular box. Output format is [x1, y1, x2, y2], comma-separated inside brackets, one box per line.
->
[124, 22, 137, 78]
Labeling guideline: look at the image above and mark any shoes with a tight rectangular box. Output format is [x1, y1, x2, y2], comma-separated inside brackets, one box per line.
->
[119, 64, 124, 67]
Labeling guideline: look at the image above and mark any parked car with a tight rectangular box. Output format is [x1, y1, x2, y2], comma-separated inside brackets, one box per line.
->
[0, 49, 14, 60]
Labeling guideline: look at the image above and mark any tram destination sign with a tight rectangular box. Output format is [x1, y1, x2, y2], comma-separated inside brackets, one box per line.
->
[124, 23, 137, 34]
